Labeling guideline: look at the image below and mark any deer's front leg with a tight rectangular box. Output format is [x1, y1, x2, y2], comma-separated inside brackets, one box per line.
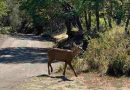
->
[48, 62, 51, 75]
[50, 64, 53, 72]
[63, 62, 67, 76]
[68, 63, 77, 77]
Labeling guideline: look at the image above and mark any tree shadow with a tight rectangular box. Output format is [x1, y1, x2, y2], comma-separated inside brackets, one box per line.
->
[51, 76, 73, 82]
[0, 47, 50, 64]
[10, 33, 57, 42]
[37, 74, 73, 82]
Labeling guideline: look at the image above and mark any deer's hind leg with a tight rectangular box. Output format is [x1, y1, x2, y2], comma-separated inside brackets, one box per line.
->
[48, 59, 53, 75]
[63, 62, 67, 76]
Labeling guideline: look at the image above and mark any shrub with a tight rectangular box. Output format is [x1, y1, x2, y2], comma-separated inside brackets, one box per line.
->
[72, 57, 87, 72]
[83, 27, 130, 76]
[0, 27, 12, 34]
[57, 57, 87, 74]
[107, 51, 129, 76]
[57, 27, 130, 76]
[124, 61, 130, 76]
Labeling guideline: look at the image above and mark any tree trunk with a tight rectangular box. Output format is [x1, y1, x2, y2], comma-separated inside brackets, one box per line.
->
[108, 0, 113, 28]
[35, 25, 43, 35]
[83, 40, 89, 51]
[88, 10, 91, 31]
[108, 16, 112, 28]
[104, 16, 108, 29]
[62, 2, 83, 38]
[125, 13, 130, 34]
[95, 1, 100, 31]
[84, 9, 91, 33]
[65, 19, 72, 39]
[84, 10, 89, 31]
[75, 16, 83, 35]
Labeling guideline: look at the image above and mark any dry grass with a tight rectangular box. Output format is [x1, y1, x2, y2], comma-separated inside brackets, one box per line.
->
[18, 72, 130, 90]
[18, 73, 86, 90]
[53, 32, 68, 42]
[82, 73, 130, 90]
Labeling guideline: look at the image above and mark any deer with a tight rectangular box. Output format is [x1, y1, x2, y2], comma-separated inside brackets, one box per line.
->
[126, 42, 130, 55]
[47, 43, 82, 77]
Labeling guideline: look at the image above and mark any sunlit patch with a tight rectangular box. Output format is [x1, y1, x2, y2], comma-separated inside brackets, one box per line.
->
[0, 55, 14, 58]
[53, 32, 68, 41]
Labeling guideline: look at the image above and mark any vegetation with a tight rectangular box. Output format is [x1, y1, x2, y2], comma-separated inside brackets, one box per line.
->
[0, 0, 130, 77]
[84, 27, 130, 76]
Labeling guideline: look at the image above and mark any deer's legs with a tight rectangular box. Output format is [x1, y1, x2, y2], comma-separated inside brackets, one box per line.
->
[63, 62, 67, 76]
[50, 64, 53, 72]
[68, 63, 77, 77]
[48, 62, 50, 75]
[48, 60, 53, 75]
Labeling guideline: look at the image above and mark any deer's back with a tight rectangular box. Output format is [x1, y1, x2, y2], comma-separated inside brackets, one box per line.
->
[48, 48, 74, 62]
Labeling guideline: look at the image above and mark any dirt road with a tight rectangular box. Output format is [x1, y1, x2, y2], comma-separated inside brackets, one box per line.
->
[0, 34, 60, 90]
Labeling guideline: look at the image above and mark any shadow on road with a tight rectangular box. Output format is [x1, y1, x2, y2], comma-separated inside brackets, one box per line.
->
[37, 74, 73, 82]
[10, 34, 57, 42]
[0, 47, 49, 64]
[51, 76, 73, 82]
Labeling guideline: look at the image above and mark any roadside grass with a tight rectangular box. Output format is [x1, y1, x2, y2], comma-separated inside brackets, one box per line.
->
[82, 73, 130, 90]
[18, 73, 86, 90]
[18, 72, 130, 90]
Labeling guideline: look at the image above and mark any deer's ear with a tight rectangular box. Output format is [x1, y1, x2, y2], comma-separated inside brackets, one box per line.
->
[73, 42, 77, 46]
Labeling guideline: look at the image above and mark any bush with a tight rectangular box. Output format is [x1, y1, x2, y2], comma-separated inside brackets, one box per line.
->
[57, 57, 87, 74]
[72, 57, 87, 72]
[83, 27, 130, 76]
[57, 27, 130, 77]
[123, 60, 130, 76]
[107, 52, 128, 76]
[0, 27, 12, 34]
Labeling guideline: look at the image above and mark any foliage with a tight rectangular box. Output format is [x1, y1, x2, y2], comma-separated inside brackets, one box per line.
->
[107, 51, 129, 76]
[0, 0, 8, 18]
[0, 0, 129, 77]
[0, 0, 129, 35]
[83, 27, 130, 76]
[19, 0, 65, 34]
[0, 27, 12, 34]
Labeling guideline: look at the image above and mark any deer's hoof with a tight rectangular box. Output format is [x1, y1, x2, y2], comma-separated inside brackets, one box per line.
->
[75, 75, 78, 77]
[63, 73, 65, 76]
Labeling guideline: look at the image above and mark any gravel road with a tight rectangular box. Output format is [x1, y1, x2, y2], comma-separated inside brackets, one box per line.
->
[0, 34, 60, 90]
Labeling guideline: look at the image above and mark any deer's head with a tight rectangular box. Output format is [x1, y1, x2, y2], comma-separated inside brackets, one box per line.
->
[71, 43, 84, 56]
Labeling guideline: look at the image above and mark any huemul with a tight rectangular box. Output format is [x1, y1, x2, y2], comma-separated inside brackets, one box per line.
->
[48, 43, 82, 77]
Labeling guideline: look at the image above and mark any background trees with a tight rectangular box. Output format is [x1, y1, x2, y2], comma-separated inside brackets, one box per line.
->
[0, 0, 129, 77]
[0, 0, 129, 39]
[0, 0, 8, 26]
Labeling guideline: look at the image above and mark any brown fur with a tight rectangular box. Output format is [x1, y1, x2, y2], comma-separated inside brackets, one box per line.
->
[126, 42, 130, 55]
[48, 44, 81, 77]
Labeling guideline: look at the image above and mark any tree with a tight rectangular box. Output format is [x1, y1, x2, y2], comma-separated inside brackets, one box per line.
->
[0, 0, 8, 26]
[0, 0, 8, 17]
[20, 0, 53, 34]
[124, 0, 130, 34]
